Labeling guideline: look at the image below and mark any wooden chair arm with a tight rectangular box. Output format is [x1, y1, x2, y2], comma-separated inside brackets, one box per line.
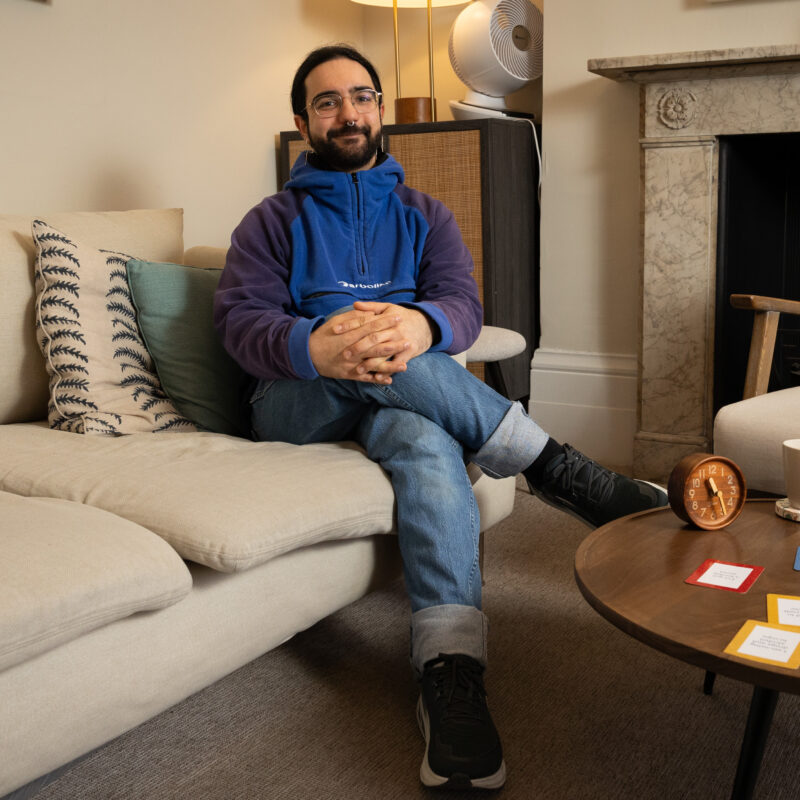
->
[730, 294, 800, 316]
[730, 294, 800, 400]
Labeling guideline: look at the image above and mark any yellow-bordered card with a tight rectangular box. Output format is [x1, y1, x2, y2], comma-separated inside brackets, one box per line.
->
[724, 620, 800, 667]
[766, 594, 800, 630]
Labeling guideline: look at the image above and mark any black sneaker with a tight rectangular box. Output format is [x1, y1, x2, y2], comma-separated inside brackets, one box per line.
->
[417, 653, 506, 790]
[524, 442, 668, 528]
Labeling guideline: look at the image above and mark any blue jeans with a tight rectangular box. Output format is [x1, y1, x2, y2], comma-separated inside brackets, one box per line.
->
[250, 352, 548, 672]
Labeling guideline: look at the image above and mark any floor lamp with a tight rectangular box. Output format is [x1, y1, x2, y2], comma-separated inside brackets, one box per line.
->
[350, 0, 469, 124]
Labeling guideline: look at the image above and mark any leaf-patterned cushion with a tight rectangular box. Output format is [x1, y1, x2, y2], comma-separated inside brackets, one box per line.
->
[32, 220, 196, 434]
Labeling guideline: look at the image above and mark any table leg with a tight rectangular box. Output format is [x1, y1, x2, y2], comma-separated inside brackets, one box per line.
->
[730, 685, 780, 800]
[703, 670, 716, 695]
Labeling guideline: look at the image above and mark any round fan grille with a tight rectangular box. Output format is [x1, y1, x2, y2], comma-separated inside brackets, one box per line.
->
[448, 0, 543, 100]
[490, 0, 543, 81]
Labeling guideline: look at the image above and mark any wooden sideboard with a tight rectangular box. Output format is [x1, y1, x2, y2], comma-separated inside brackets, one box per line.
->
[278, 118, 540, 402]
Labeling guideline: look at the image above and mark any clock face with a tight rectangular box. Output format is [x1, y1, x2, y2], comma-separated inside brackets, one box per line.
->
[668, 454, 747, 530]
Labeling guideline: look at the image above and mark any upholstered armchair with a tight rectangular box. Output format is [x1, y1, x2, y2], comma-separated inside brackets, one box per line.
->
[714, 294, 800, 495]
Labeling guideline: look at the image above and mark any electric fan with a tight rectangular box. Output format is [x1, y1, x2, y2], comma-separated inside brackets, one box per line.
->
[448, 0, 543, 119]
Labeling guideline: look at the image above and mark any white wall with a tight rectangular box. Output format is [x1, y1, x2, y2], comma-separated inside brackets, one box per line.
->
[0, 0, 364, 247]
[533, 0, 800, 466]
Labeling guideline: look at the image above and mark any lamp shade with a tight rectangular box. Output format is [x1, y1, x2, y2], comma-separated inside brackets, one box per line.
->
[350, 0, 468, 7]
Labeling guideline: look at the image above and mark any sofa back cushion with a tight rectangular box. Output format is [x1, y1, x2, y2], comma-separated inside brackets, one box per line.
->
[0, 209, 184, 425]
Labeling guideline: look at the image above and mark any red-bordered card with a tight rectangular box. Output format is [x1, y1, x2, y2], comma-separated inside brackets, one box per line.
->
[685, 559, 764, 593]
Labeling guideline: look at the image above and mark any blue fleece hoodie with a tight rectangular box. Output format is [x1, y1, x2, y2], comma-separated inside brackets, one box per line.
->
[214, 152, 482, 380]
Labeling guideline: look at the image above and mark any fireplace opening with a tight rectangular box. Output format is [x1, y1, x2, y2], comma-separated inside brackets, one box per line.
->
[714, 132, 800, 413]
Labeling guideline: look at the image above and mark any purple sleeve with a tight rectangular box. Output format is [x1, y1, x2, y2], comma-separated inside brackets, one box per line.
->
[400, 192, 483, 355]
[213, 197, 322, 381]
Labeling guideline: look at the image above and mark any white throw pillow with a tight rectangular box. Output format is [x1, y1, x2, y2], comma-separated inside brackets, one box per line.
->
[32, 220, 196, 434]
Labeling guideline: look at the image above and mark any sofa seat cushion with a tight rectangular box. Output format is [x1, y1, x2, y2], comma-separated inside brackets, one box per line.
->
[0, 424, 396, 573]
[714, 386, 800, 495]
[0, 492, 192, 672]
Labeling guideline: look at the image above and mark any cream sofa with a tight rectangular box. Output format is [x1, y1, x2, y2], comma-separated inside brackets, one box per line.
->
[0, 208, 518, 798]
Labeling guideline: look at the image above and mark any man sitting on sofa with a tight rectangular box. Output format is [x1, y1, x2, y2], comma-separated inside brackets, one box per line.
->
[214, 43, 667, 791]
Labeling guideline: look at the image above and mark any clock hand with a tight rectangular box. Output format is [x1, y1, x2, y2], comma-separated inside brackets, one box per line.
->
[707, 477, 727, 516]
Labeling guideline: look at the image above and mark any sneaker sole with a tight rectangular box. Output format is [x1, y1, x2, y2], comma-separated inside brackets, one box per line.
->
[416, 695, 507, 790]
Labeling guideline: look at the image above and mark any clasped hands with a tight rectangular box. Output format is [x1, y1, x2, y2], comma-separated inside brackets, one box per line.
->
[308, 301, 434, 384]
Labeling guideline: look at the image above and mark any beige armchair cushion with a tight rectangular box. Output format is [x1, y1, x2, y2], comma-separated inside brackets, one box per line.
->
[714, 386, 800, 495]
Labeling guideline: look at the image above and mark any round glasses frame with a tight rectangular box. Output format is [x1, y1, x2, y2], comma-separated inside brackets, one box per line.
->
[306, 89, 383, 118]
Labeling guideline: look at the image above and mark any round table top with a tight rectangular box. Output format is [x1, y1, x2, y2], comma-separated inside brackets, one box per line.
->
[574, 499, 800, 694]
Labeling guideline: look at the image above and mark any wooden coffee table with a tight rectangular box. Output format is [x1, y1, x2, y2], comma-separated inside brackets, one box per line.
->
[574, 499, 800, 800]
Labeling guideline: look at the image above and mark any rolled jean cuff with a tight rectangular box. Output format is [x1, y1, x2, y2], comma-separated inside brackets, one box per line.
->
[471, 401, 549, 479]
[411, 604, 487, 676]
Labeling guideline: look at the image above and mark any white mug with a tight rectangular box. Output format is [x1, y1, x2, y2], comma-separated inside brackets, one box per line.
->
[783, 439, 800, 508]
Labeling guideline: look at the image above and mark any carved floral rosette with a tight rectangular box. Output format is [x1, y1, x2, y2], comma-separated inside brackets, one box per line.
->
[657, 88, 698, 130]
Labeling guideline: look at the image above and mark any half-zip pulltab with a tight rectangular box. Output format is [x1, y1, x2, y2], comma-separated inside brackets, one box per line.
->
[351, 173, 367, 276]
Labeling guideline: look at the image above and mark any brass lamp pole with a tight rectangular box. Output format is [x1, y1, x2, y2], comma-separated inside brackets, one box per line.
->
[350, 0, 469, 124]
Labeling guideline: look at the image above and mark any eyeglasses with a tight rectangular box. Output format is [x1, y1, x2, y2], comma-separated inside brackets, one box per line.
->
[307, 89, 382, 118]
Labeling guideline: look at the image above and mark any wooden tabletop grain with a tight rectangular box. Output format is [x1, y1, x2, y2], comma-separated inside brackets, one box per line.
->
[574, 500, 800, 693]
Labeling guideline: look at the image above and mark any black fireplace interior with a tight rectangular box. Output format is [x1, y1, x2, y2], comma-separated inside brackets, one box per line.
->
[715, 132, 800, 413]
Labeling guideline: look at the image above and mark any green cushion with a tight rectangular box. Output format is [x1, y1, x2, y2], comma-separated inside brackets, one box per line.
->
[126, 260, 250, 438]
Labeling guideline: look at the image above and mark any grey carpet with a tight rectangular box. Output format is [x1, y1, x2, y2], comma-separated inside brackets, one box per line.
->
[34, 482, 800, 799]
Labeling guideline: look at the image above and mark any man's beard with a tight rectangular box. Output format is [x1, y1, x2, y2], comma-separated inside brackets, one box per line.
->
[307, 122, 382, 171]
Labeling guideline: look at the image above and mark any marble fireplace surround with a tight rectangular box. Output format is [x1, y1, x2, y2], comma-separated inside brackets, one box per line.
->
[590, 45, 800, 481]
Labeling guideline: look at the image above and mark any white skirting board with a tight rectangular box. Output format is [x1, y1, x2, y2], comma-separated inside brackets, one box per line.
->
[528, 348, 638, 469]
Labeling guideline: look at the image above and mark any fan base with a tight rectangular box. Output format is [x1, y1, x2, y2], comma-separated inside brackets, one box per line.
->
[449, 99, 534, 121]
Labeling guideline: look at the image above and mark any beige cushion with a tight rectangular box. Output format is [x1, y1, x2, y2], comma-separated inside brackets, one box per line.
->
[714, 386, 800, 495]
[1, 423, 397, 573]
[0, 209, 184, 426]
[183, 245, 227, 269]
[0, 492, 192, 672]
[31, 220, 195, 435]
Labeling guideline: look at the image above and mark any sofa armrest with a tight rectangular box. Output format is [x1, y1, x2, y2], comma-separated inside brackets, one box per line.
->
[464, 326, 526, 364]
